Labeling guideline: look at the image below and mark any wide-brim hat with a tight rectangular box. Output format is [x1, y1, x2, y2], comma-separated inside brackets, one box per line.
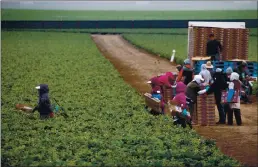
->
[205, 61, 214, 69]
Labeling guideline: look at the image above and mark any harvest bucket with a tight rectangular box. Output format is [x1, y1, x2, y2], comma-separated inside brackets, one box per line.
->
[15, 104, 33, 113]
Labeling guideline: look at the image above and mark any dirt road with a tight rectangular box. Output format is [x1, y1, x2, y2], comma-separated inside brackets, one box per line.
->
[92, 35, 258, 167]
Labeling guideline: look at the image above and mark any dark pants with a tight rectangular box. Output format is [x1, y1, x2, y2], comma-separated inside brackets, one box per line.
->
[210, 53, 219, 62]
[241, 81, 252, 103]
[215, 91, 225, 123]
[227, 108, 242, 125]
[223, 103, 230, 122]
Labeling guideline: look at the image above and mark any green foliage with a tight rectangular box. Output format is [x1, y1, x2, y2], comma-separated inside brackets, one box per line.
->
[2, 9, 257, 20]
[123, 31, 257, 64]
[252, 81, 258, 96]
[2, 31, 241, 166]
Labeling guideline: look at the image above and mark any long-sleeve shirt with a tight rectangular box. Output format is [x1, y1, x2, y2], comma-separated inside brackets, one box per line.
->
[206, 39, 222, 55]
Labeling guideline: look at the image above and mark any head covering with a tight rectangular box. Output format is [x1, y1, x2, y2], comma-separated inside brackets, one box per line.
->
[230, 72, 239, 81]
[166, 72, 175, 85]
[226, 67, 233, 74]
[216, 68, 222, 72]
[35, 84, 49, 96]
[242, 60, 247, 65]
[175, 81, 186, 94]
[201, 64, 207, 71]
[193, 75, 205, 85]
[176, 65, 182, 72]
[184, 59, 190, 65]
[205, 61, 213, 69]
[199, 64, 212, 85]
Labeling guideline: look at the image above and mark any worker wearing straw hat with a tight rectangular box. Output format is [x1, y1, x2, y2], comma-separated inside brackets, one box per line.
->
[205, 61, 214, 77]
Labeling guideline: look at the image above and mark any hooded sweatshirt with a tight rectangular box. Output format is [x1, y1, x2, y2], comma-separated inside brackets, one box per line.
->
[158, 72, 175, 88]
[177, 64, 194, 85]
[228, 73, 241, 109]
[185, 75, 203, 103]
[150, 76, 161, 94]
[172, 82, 187, 108]
[199, 64, 212, 86]
[33, 84, 53, 115]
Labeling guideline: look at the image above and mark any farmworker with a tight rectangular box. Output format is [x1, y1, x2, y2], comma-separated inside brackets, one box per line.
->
[205, 61, 215, 77]
[176, 59, 194, 85]
[148, 76, 162, 100]
[226, 72, 242, 126]
[158, 72, 176, 88]
[169, 82, 191, 128]
[199, 64, 213, 86]
[31, 84, 54, 119]
[234, 61, 252, 103]
[223, 67, 233, 122]
[226, 67, 233, 81]
[185, 75, 205, 124]
[206, 33, 223, 61]
[158, 72, 176, 114]
[198, 68, 228, 124]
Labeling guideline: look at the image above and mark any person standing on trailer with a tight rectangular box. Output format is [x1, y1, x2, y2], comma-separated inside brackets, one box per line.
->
[176, 59, 194, 85]
[206, 33, 223, 61]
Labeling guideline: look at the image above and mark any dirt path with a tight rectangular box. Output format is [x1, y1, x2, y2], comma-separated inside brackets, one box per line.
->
[92, 35, 258, 167]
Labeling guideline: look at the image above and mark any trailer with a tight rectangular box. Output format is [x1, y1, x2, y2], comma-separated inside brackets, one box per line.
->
[187, 21, 257, 77]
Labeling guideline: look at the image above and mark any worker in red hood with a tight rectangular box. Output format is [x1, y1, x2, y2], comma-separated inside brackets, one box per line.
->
[149, 76, 162, 100]
[158, 72, 175, 88]
[170, 82, 191, 128]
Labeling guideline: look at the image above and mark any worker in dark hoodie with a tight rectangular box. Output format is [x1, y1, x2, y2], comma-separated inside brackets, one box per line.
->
[198, 68, 228, 124]
[32, 84, 54, 119]
[176, 59, 194, 85]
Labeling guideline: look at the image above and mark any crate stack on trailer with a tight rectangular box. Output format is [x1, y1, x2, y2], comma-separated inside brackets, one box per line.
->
[187, 21, 257, 126]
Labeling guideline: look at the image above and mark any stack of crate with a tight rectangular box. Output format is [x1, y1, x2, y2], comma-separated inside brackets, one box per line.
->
[189, 27, 249, 60]
[239, 29, 249, 60]
[196, 94, 216, 126]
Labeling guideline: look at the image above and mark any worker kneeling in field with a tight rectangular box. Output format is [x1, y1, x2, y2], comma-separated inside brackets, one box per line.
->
[31, 84, 54, 119]
[149, 76, 162, 100]
[185, 75, 205, 124]
[169, 81, 192, 128]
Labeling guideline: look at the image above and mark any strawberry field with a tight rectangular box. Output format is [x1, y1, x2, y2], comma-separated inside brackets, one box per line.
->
[1, 31, 241, 166]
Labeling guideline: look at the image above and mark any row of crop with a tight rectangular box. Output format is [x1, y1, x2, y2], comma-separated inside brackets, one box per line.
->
[1, 31, 240, 166]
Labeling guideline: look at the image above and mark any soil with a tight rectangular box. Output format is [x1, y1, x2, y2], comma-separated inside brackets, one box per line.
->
[92, 35, 258, 167]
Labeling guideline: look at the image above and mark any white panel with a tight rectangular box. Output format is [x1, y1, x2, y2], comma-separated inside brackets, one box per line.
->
[188, 22, 246, 29]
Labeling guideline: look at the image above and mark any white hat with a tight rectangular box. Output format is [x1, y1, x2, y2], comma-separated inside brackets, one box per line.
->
[193, 75, 205, 84]
[216, 68, 222, 72]
[35, 86, 40, 89]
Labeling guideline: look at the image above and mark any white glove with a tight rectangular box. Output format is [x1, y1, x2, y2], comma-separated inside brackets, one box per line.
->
[198, 89, 207, 95]
[157, 91, 161, 93]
